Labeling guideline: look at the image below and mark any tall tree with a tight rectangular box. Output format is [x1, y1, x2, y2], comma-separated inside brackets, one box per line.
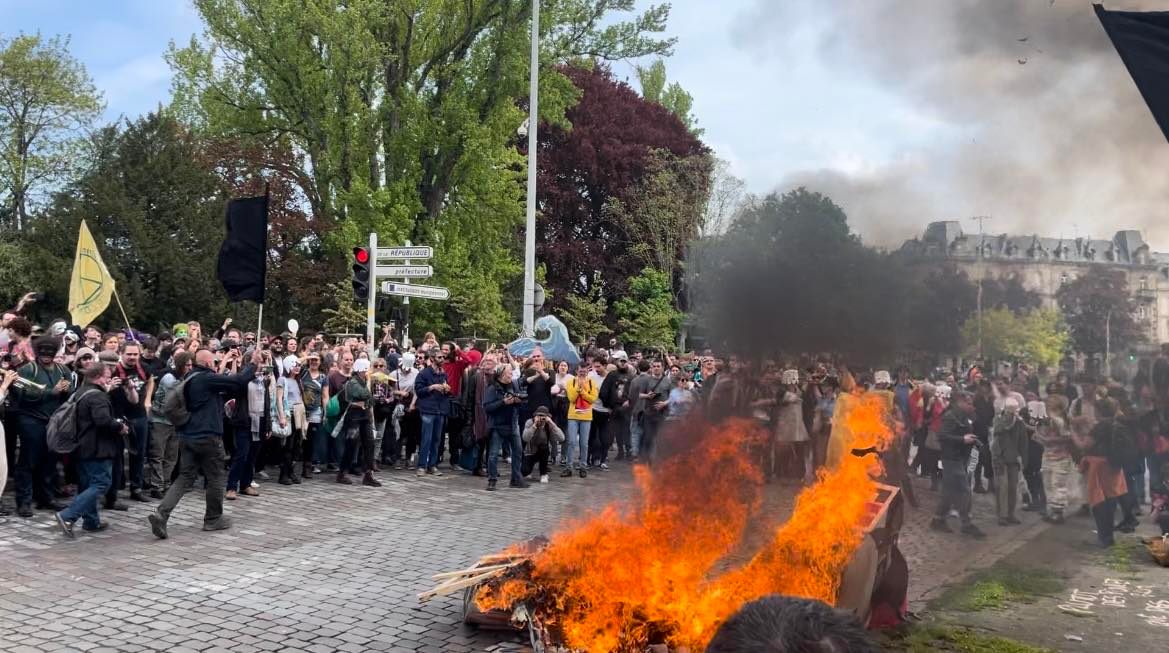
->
[690, 187, 904, 363]
[604, 149, 712, 303]
[0, 34, 103, 230]
[636, 58, 700, 135]
[904, 264, 977, 358]
[1057, 268, 1143, 355]
[538, 64, 707, 321]
[614, 268, 679, 350]
[169, 0, 675, 337]
[700, 157, 745, 237]
[23, 113, 229, 330]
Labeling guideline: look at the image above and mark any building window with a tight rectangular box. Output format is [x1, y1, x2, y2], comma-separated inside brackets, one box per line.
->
[1138, 306, 1147, 319]
[1059, 271, 1069, 285]
[1141, 276, 1150, 291]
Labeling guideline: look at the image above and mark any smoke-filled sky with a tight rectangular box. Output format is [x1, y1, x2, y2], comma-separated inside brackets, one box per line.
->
[661, 0, 1169, 247]
[4, 0, 1169, 248]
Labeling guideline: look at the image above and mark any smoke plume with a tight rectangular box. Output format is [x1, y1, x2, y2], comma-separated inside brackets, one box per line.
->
[736, 0, 1169, 248]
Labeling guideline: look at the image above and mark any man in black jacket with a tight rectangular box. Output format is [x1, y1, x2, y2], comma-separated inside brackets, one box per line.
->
[930, 391, 985, 538]
[599, 353, 633, 463]
[483, 364, 526, 491]
[55, 362, 128, 537]
[148, 347, 260, 539]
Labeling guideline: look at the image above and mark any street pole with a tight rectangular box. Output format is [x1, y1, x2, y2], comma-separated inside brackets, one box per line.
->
[971, 216, 991, 362]
[521, 0, 540, 337]
[367, 231, 377, 359]
[1105, 309, 1112, 380]
[401, 239, 412, 350]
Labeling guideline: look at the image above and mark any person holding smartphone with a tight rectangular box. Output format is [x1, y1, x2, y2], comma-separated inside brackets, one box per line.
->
[521, 405, 564, 483]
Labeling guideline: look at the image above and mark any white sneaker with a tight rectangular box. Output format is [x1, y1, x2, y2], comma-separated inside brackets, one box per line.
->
[250, 481, 260, 489]
[539, 474, 549, 484]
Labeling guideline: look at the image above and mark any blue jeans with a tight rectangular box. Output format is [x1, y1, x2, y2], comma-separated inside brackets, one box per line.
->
[127, 416, 149, 490]
[227, 428, 254, 491]
[419, 413, 445, 470]
[567, 420, 591, 469]
[59, 459, 113, 530]
[629, 415, 645, 458]
[309, 422, 327, 464]
[487, 427, 524, 484]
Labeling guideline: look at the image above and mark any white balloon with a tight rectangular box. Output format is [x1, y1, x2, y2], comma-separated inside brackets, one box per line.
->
[287, 319, 299, 335]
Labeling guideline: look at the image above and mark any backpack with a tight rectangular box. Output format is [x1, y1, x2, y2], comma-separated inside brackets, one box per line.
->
[162, 372, 199, 426]
[46, 388, 100, 454]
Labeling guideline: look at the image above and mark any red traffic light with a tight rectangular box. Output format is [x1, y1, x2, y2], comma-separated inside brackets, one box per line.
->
[353, 247, 370, 264]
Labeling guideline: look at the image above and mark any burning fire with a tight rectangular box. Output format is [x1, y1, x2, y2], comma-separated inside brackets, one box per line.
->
[476, 394, 895, 652]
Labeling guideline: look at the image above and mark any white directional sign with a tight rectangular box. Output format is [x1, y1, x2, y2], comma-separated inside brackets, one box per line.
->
[374, 264, 433, 278]
[381, 281, 449, 300]
[377, 246, 432, 260]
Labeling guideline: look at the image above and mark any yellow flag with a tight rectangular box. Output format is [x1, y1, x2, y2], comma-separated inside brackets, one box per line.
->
[68, 220, 115, 326]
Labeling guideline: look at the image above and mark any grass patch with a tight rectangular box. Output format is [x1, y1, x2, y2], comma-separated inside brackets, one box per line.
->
[1102, 539, 1144, 574]
[931, 564, 1064, 612]
[880, 623, 1056, 653]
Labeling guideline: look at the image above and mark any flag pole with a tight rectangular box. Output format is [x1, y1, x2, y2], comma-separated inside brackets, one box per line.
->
[112, 289, 138, 342]
[257, 302, 263, 342]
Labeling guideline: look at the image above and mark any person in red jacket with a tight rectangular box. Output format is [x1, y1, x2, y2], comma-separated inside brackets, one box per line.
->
[440, 341, 476, 470]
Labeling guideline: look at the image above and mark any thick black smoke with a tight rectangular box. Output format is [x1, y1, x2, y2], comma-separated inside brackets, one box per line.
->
[733, 0, 1169, 247]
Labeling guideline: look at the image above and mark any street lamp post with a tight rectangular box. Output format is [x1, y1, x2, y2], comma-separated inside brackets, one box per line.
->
[521, 0, 540, 336]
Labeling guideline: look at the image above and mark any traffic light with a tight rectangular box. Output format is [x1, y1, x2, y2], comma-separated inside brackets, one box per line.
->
[352, 246, 370, 301]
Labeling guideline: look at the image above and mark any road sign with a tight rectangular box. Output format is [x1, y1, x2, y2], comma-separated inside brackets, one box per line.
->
[380, 281, 449, 300]
[377, 246, 432, 260]
[374, 264, 433, 278]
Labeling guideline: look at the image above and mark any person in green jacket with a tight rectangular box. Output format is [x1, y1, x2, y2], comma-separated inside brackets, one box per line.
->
[340, 359, 380, 487]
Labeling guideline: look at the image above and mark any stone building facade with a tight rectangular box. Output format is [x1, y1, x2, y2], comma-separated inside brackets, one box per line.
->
[899, 220, 1169, 348]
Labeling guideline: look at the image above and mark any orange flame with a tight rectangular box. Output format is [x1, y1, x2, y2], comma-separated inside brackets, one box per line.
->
[477, 393, 895, 652]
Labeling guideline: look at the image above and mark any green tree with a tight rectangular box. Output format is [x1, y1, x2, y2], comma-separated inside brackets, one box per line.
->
[321, 280, 367, 334]
[960, 307, 1069, 368]
[1056, 268, 1143, 355]
[168, 0, 675, 336]
[0, 33, 104, 230]
[605, 149, 712, 302]
[560, 290, 609, 344]
[614, 268, 679, 350]
[23, 112, 229, 330]
[636, 58, 700, 135]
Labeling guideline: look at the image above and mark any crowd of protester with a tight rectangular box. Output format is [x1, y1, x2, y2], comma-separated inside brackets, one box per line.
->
[4, 290, 1169, 549]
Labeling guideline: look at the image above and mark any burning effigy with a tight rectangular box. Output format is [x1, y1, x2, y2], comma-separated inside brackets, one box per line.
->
[422, 394, 905, 653]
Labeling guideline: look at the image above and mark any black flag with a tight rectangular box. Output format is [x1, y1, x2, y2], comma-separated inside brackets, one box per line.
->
[216, 195, 268, 303]
[1095, 4, 1169, 144]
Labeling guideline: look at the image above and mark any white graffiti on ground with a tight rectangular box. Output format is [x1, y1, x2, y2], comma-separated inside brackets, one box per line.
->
[1058, 578, 1168, 629]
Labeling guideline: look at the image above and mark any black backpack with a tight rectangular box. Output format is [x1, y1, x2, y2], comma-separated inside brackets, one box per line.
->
[46, 388, 100, 454]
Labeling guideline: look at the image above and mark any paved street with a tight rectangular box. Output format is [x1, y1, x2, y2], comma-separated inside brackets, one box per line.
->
[0, 463, 1048, 653]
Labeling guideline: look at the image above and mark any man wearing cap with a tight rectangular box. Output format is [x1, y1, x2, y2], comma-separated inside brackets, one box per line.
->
[338, 358, 379, 486]
[599, 352, 633, 462]
[10, 336, 74, 517]
[522, 405, 565, 483]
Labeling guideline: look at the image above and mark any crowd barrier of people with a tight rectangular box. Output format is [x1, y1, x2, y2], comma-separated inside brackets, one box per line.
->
[4, 292, 1169, 548]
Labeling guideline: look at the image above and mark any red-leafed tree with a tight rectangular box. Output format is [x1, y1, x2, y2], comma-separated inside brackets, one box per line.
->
[201, 138, 342, 331]
[536, 64, 709, 331]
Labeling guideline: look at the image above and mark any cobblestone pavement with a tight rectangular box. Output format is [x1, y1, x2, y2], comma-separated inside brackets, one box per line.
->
[0, 462, 1047, 653]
